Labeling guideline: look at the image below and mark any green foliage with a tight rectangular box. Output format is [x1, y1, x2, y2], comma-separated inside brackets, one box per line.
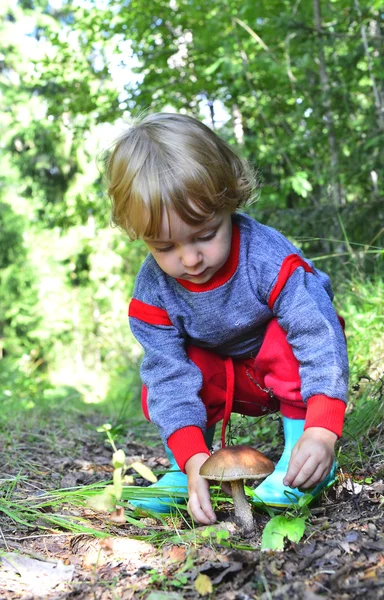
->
[260, 493, 312, 551]
[201, 525, 230, 545]
[0, 358, 48, 429]
[0, 203, 24, 269]
[9, 119, 78, 208]
[261, 514, 306, 551]
[88, 424, 162, 513]
[340, 373, 384, 474]
[0, 203, 41, 357]
[73, 0, 383, 209]
[5, 0, 382, 223]
[0, 0, 382, 431]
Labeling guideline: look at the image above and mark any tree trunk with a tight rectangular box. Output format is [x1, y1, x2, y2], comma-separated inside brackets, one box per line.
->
[313, 0, 342, 206]
[354, 0, 384, 133]
[232, 104, 244, 145]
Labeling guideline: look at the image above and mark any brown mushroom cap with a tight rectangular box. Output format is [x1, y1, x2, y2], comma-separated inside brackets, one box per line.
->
[199, 445, 274, 481]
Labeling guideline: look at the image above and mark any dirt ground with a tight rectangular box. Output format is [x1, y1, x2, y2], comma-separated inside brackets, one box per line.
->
[0, 409, 383, 600]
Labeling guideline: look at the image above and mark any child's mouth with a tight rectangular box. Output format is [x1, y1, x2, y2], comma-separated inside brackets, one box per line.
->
[186, 268, 209, 278]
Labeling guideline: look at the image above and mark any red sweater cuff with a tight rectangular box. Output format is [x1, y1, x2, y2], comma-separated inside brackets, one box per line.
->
[304, 395, 346, 438]
[167, 426, 210, 473]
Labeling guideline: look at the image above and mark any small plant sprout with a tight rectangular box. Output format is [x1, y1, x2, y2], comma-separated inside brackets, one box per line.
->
[87, 423, 157, 514]
[200, 445, 274, 534]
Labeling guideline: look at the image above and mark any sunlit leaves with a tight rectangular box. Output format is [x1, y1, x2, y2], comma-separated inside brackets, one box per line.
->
[289, 172, 313, 199]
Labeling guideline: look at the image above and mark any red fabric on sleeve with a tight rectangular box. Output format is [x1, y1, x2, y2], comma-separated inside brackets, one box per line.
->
[167, 426, 210, 473]
[268, 254, 314, 310]
[304, 395, 346, 438]
[128, 298, 172, 326]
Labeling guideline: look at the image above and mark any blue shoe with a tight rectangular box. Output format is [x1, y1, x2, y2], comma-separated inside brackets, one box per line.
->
[252, 417, 338, 509]
[130, 426, 215, 514]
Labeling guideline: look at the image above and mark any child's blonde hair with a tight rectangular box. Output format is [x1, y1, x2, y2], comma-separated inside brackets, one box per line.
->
[106, 112, 257, 240]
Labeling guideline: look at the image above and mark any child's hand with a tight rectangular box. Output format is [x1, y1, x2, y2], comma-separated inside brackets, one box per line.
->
[185, 453, 216, 525]
[283, 427, 337, 490]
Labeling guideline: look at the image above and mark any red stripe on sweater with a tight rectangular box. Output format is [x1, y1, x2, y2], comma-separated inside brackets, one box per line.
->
[128, 298, 172, 326]
[268, 254, 314, 310]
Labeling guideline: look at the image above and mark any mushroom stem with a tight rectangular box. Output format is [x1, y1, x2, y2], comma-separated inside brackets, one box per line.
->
[230, 479, 254, 533]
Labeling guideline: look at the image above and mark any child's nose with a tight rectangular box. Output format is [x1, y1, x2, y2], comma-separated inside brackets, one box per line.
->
[181, 245, 202, 268]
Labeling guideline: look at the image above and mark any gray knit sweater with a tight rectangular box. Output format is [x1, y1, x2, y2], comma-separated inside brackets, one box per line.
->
[129, 212, 349, 466]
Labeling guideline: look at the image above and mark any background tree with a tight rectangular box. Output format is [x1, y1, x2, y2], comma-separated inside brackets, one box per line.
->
[1, 0, 382, 402]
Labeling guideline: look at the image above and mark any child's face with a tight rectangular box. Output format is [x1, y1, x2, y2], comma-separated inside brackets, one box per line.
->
[144, 209, 233, 284]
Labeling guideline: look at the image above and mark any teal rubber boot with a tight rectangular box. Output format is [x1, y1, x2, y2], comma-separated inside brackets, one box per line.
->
[252, 416, 337, 509]
[130, 426, 216, 514]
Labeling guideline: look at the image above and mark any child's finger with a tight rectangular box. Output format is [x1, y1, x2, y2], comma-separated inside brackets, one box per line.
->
[285, 455, 318, 489]
[187, 496, 207, 524]
[197, 484, 216, 522]
[199, 494, 216, 523]
[187, 494, 215, 525]
[297, 463, 325, 489]
[283, 450, 308, 486]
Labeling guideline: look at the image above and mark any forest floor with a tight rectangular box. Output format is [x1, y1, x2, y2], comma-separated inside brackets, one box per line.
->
[1, 386, 383, 600]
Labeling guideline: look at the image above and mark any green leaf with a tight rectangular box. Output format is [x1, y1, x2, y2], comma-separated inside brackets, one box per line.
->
[297, 493, 314, 509]
[215, 529, 230, 542]
[113, 468, 123, 500]
[205, 57, 225, 76]
[261, 515, 306, 551]
[289, 171, 313, 198]
[201, 526, 216, 537]
[112, 449, 126, 469]
[86, 485, 116, 512]
[97, 423, 111, 432]
[129, 461, 158, 483]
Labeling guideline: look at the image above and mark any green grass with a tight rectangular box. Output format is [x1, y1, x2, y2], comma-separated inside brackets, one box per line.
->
[0, 471, 252, 550]
[337, 275, 384, 379]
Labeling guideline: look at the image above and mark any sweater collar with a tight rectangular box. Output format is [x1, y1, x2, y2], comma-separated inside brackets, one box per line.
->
[175, 222, 240, 292]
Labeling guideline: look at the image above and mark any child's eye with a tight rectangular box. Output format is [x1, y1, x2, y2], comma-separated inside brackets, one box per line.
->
[197, 230, 217, 242]
[154, 245, 174, 253]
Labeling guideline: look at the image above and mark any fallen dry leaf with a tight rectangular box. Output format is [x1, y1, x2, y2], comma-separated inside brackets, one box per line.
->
[195, 573, 213, 596]
[162, 545, 187, 563]
[0, 553, 74, 595]
[361, 554, 384, 579]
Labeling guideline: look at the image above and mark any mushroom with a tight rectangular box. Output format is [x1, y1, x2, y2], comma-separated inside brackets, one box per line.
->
[199, 445, 274, 534]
